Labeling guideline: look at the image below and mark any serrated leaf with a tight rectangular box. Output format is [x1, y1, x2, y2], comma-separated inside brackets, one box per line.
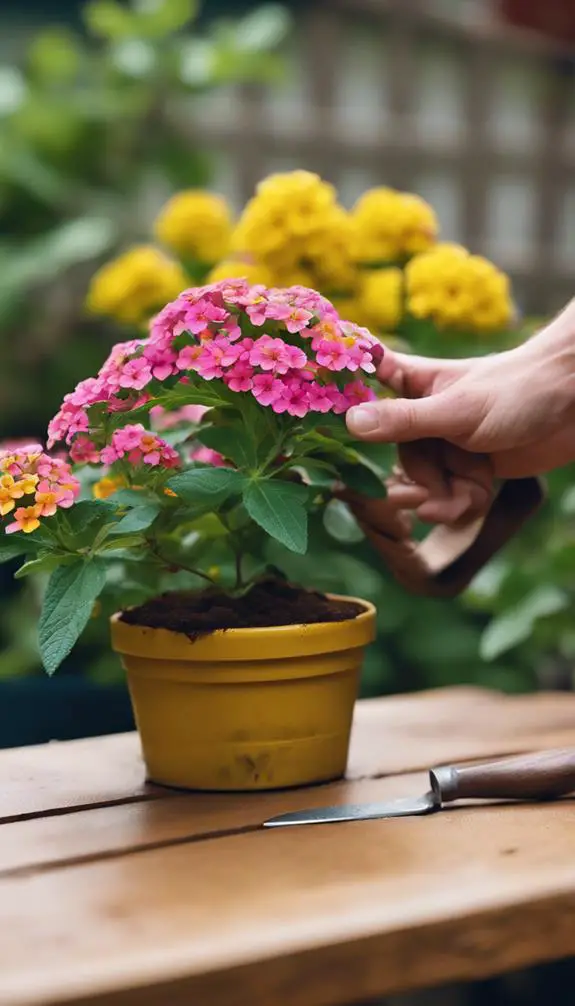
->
[38, 560, 108, 675]
[15, 553, 77, 579]
[243, 479, 308, 554]
[167, 466, 244, 505]
[64, 499, 115, 531]
[111, 503, 160, 534]
[480, 585, 569, 661]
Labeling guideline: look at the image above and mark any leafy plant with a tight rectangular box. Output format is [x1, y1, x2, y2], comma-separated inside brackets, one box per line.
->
[1, 280, 391, 673]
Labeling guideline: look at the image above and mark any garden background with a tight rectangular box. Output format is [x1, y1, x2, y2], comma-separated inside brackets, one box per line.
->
[1, 0, 575, 747]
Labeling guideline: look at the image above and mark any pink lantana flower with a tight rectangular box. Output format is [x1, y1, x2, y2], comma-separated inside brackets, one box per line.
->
[118, 357, 153, 391]
[225, 360, 254, 393]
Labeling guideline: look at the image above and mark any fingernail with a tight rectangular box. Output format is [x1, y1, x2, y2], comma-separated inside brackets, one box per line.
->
[347, 404, 379, 434]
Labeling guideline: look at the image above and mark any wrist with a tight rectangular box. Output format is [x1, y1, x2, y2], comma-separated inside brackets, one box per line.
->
[515, 302, 575, 426]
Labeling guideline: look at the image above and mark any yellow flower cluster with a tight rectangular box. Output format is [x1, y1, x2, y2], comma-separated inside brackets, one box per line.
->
[85, 171, 515, 342]
[351, 187, 438, 263]
[207, 259, 273, 286]
[231, 171, 356, 291]
[356, 268, 403, 332]
[86, 246, 188, 326]
[405, 243, 514, 332]
[154, 190, 232, 264]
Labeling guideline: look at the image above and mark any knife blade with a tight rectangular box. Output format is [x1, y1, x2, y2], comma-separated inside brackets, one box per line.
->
[263, 748, 575, 828]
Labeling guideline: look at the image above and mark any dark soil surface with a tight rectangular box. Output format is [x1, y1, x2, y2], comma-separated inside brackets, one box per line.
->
[120, 579, 364, 634]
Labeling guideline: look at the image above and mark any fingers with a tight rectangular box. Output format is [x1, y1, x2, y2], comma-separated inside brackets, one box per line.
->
[377, 349, 467, 398]
[401, 443, 493, 525]
[346, 392, 460, 443]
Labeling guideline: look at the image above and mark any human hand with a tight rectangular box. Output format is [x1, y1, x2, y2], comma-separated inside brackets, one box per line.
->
[346, 301, 575, 524]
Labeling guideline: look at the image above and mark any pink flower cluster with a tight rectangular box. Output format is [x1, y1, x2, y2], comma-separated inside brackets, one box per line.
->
[48, 279, 383, 459]
[100, 426, 180, 469]
[0, 445, 80, 535]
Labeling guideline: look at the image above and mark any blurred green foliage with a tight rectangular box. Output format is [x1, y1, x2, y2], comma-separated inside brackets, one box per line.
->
[0, 0, 573, 729]
[0, 0, 289, 439]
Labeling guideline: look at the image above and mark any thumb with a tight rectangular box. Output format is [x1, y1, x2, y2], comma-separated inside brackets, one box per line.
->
[346, 393, 457, 443]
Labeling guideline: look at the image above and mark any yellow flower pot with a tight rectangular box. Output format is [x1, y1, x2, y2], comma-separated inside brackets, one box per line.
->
[110, 595, 376, 791]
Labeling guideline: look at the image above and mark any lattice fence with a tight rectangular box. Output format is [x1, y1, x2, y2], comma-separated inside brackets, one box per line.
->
[193, 0, 575, 317]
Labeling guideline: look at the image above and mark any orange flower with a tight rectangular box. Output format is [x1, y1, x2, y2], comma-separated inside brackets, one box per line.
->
[6, 504, 42, 534]
[35, 488, 59, 517]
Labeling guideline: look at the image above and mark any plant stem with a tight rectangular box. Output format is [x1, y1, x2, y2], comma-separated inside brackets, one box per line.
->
[234, 548, 244, 591]
[147, 541, 216, 586]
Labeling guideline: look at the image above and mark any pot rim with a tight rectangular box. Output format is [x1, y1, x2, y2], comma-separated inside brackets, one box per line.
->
[110, 593, 376, 662]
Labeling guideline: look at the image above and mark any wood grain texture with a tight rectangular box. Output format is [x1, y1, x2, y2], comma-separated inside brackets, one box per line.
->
[2, 686, 575, 1006]
[0, 802, 574, 1006]
[3, 686, 575, 821]
[0, 774, 428, 875]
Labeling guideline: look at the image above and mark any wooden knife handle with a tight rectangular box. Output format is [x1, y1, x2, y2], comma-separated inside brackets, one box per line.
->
[430, 749, 575, 804]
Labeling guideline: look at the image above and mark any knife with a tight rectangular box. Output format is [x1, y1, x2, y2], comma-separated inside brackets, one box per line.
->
[263, 749, 575, 828]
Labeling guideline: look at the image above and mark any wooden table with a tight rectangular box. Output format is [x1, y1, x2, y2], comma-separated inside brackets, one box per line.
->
[1, 685, 575, 1006]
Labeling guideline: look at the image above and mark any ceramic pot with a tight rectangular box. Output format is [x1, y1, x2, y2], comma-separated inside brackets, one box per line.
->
[110, 595, 376, 791]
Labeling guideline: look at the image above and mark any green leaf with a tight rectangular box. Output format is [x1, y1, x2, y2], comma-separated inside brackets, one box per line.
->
[154, 381, 235, 412]
[100, 535, 146, 552]
[292, 459, 337, 489]
[0, 217, 117, 318]
[84, 0, 135, 39]
[338, 461, 385, 498]
[28, 28, 81, 82]
[167, 466, 244, 506]
[64, 498, 114, 531]
[243, 479, 308, 554]
[233, 5, 291, 52]
[38, 560, 108, 675]
[112, 503, 160, 534]
[0, 534, 40, 564]
[198, 425, 258, 469]
[323, 500, 364, 544]
[15, 553, 77, 580]
[354, 442, 395, 477]
[480, 585, 570, 661]
[110, 489, 152, 506]
[133, 0, 198, 35]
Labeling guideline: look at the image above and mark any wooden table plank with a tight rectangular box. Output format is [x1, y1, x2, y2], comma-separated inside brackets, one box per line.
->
[0, 774, 428, 875]
[3, 686, 575, 822]
[1, 801, 574, 1006]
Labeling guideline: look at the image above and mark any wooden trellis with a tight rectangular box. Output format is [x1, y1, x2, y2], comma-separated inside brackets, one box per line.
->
[193, 0, 575, 317]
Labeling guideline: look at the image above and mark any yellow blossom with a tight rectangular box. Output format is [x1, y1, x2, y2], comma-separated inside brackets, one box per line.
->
[273, 266, 316, 288]
[303, 206, 358, 292]
[93, 475, 126, 500]
[86, 246, 188, 326]
[330, 297, 366, 327]
[351, 187, 438, 263]
[207, 259, 274, 286]
[357, 267, 403, 331]
[17, 474, 40, 496]
[154, 190, 233, 264]
[0, 473, 37, 516]
[405, 244, 514, 333]
[231, 170, 340, 275]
